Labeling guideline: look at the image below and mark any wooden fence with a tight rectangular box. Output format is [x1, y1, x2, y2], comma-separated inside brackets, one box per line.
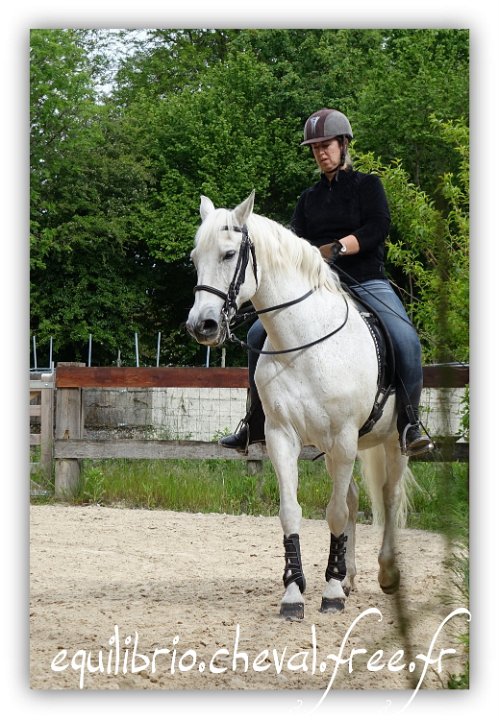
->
[30, 362, 469, 499]
[29, 372, 54, 494]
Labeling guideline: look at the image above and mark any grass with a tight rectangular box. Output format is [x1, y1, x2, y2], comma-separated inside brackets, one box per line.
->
[32, 457, 469, 535]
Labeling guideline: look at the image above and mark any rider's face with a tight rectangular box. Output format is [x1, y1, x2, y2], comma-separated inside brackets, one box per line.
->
[311, 137, 342, 177]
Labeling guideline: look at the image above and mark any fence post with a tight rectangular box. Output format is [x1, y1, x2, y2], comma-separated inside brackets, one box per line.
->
[40, 372, 54, 478]
[55, 362, 85, 499]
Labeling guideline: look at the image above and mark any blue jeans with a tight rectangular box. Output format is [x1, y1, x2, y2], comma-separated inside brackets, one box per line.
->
[246, 279, 423, 425]
[348, 280, 423, 416]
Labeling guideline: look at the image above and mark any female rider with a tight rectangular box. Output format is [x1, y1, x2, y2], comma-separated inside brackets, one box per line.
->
[220, 108, 433, 457]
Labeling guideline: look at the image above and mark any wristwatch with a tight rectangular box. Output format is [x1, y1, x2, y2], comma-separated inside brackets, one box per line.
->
[339, 242, 347, 255]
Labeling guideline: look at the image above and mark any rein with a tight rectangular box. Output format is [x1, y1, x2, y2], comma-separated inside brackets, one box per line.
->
[237, 294, 349, 356]
[193, 224, 350, 355]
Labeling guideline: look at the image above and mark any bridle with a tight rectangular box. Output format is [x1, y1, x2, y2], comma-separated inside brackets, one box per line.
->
[194, 224, 261, 345]
[194, 224, 257, 323]
[193, 224, 349, 355]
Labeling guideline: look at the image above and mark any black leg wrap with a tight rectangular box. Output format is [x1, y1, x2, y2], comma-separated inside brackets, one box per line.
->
[325, 533, 348, 583]
[283, 534, 306, 593]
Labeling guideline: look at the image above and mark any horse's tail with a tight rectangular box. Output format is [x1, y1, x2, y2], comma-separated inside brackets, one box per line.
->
[357, 445, 419, 528]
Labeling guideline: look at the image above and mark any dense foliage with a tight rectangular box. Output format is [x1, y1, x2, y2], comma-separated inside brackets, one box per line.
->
[30, 29, 469, 366]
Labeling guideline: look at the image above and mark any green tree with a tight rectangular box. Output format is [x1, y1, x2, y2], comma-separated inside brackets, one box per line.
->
[30, 30, 158, 364]
[354, 29, 469, 193]
[30, 29, 95, 275]
[354, 117, 469, 363]
[30, 28, 469, 367]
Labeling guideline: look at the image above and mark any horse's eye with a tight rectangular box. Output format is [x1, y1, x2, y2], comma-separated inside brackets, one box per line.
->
[223, 250, 236, 261]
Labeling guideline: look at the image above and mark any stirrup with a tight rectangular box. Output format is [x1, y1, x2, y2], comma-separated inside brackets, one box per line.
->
[400, 423, 435, 457]
[218, 419, 249, 455]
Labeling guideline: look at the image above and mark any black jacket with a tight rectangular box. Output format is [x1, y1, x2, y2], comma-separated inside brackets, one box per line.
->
[291, 169, 391, 285]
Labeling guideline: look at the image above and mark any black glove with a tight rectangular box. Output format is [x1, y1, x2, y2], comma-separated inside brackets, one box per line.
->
[329, 241, 344, 262]
[319, 241, 343, 264]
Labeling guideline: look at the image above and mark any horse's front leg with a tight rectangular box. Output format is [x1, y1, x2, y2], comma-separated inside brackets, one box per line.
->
[266, 425, 305, 620]
[321, 435, 358, 613]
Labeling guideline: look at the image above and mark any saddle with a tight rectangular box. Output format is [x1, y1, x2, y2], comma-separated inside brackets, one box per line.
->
[345, 285, 396, 437]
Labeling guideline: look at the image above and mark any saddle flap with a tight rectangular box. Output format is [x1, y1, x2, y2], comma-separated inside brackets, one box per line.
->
[345, 288, 396, 437]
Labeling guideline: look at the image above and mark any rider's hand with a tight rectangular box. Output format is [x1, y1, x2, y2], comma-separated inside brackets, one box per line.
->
[319, 241, 344, 263]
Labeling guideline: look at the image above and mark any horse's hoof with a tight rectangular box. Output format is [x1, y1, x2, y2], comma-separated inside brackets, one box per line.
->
[280, 602, 304, 620]
[342, 586, 351, 597]
[380, 572, 400, 595]
[320, 597, 345, 613]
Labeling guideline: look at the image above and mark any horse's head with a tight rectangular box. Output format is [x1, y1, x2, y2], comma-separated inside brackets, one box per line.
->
[186, 191, 258, 346]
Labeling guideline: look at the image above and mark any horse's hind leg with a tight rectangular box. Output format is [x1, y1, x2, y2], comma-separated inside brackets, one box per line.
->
[377, 439, 407, 594]
[343, 478, 359, 594]
[266, 428, 305, 620]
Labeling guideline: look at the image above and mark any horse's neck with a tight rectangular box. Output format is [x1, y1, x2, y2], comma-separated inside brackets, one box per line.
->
[252, 271, 310, 312]
[252, 270, 344, 345]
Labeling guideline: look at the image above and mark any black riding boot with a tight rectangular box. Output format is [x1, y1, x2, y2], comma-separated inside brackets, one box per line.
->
[219, 391, 265, 455]
[397, 404, 434, 457]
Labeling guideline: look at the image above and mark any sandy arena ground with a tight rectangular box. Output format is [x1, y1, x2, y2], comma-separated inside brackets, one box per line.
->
[30, 504, 469, 693]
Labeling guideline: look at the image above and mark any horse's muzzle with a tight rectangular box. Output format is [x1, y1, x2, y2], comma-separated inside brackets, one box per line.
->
[186, 312, 225, 346]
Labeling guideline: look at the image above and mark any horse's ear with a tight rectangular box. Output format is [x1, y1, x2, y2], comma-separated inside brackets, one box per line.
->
[200, 195, 215, 221]
[233, 190, 255, 227]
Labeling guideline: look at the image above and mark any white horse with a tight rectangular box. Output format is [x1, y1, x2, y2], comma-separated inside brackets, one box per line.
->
[186, 191, 413, 620]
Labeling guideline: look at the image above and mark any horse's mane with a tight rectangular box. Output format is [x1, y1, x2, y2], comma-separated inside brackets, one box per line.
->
[247, 213, 342, 293]
[196, 207, 343, 294]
